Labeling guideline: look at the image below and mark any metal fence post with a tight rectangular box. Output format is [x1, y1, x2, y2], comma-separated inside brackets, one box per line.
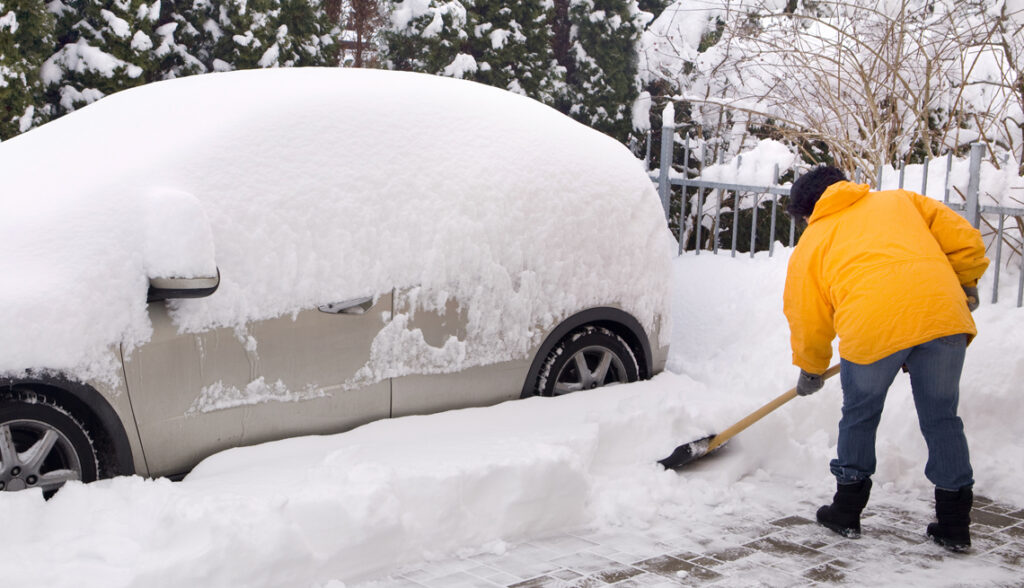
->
[1018, 255, 1024, 308]
[992, 214, 1004, 304]
[965, 142, 984, 228]
[657, 103, 675, 220]
[769, 164, 779, 257]
[943, 152, 953, 205]
[921, 156, 929, 195]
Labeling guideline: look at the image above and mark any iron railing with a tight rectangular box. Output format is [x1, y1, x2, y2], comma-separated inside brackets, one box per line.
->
[649, 124, 1024, 307]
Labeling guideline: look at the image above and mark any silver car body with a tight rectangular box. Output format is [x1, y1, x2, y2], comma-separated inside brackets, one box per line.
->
[76, 296, 667, 478]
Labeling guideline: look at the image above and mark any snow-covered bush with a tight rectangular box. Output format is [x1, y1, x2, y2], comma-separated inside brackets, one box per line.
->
[640, 0, 1024, 176]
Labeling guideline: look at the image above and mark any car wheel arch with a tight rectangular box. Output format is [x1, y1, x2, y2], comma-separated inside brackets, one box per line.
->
[1, 377, 136, 478]
[520, 307, 653, 399]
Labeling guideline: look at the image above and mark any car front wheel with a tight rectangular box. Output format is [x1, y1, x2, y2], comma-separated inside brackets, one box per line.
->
[0, 392, 99, 495]
[536, 326, 639, 397]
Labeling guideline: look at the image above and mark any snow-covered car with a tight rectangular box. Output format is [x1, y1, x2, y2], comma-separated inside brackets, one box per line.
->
[0, 68, 672, 493]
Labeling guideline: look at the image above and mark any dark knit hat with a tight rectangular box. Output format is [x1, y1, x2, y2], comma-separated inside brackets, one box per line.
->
[787, 166, 848, 218]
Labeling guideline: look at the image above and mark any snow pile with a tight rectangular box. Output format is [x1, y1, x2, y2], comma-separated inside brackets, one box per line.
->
[0, 68, 672, 383]
[4, 374, 709, 588]
[3, 253, 1021, 587]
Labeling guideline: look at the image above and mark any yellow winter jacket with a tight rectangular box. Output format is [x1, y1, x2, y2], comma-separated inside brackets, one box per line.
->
[783, 181, 989, 374]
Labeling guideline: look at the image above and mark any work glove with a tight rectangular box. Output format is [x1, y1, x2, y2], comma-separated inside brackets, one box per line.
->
[796, 370, 824, 396]
[963, 286, 979, 312]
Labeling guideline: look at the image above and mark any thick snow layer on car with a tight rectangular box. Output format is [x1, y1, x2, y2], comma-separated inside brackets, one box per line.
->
[0, 68, 673, 382]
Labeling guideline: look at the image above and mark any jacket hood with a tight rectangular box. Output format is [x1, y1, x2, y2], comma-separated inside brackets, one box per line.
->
[808, 181, 871, 223]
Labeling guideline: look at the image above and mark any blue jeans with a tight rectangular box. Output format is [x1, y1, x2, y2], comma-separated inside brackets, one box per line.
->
[831, 334, 974, 490]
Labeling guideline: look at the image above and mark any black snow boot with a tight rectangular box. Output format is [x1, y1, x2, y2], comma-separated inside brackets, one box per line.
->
[927, 486, 973, 553]
[816, 478, 872, 538]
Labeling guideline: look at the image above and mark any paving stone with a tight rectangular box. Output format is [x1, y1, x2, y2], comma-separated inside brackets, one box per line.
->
[481, 557, 562, 581]
[590, 565, 645, 584]
[422, 571, 501, 588]
[507, 576, 557, 588]
[703, 545, 757, 564]
[974, 495, 994, 507]
[688, 556, 722, 569]
[802, 562, 847, 583]
[608, 573, 681, 587]
[871, 523, 927, 546]
[550, 569, 583, 581]
[363, 496, 1024, 588]
[707, 557, 809, 587]
[973, 509, 1021, 530]
[631, 555, 721, 583]
[602, 552, 647, 566]
[743, 536, 825, 559]
[980, 541, 1024, 568]
[665, 549, 702, 562]
[550, 552, 620, 576]
[532, 535, 600, 554]
[631, 555, 693, 576]
[979, 503, 1019, 516]
[477, 570, 521, 586]
[1001, 524, 1024, 540]
[769, 515, 814, 528]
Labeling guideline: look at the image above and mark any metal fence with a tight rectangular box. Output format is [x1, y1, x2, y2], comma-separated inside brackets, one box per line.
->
[650, 124, 1024, 308]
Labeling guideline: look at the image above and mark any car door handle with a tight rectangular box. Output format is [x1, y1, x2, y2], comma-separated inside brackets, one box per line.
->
[317, 296, 374, 315]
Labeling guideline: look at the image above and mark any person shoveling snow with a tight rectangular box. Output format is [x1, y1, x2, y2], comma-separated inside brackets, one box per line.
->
[783, 166, 989, 552]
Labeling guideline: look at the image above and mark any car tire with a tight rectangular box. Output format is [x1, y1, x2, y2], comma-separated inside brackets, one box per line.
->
[535, 326, 639, 397]
[0, 391, 99, 495]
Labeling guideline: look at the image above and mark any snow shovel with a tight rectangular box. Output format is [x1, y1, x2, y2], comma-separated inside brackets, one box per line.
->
[659, 364, 841, 469]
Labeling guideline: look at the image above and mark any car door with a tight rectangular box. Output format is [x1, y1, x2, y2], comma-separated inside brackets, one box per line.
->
[389, 289, 530, 417]
[122, 293, 393, 477]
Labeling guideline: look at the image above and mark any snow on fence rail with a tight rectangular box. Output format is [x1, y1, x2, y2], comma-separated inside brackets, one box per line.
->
[649, 126, 1024, 308]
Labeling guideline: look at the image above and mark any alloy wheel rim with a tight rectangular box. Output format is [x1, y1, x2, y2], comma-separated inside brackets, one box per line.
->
[0, 419, 83, 493]
[552, 345, 628, 396]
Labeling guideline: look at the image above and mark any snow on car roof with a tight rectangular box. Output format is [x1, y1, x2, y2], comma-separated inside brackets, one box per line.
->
[0, 68, 672, 383]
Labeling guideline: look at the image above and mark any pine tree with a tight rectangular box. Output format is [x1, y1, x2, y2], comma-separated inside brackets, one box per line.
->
[0, 0, 54, 139]
[211, 0, 337, 69]
[470, 1, 560, 100]
[383, 0, 645, 144]
[383, 1, 562, 104]
[383, 1, 471, 75]
[556, 0, 645, 143]
[43, 0, 204, 116]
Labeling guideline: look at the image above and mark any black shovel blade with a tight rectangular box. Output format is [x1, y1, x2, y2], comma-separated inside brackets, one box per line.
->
[658, 435, 716, 469]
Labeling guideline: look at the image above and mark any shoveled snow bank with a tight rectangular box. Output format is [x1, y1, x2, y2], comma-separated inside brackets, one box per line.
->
[3, 373, 711, 588]
[3, 253, 1020, 588]
[0, 68, 672, 383]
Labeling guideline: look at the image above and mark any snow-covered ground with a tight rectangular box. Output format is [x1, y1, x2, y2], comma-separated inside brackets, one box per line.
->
[4, 251, 1021, 587]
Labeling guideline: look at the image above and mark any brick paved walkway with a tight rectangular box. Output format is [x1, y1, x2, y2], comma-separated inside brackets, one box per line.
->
[363, 493, 1024, 587]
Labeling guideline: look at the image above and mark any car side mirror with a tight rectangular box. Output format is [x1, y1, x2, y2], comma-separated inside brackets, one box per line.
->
[147, 269, 220, 302]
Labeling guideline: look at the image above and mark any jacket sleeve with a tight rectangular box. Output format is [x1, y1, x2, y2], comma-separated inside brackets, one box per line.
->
[783, 246, 836, 374]
[909, 191, 990, 287]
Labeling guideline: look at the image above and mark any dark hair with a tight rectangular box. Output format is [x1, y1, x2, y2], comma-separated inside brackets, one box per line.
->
[787, 166, 848, 218]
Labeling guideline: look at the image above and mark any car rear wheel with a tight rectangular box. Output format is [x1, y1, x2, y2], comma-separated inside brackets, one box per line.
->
[536, 326, 639, 397]
[0, 392, 99, 495]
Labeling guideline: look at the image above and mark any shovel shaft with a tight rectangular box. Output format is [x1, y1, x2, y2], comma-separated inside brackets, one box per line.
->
[706, 364, 841, 452]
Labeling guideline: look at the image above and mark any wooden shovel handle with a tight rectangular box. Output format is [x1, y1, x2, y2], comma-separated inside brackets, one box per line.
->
[707, 364, 841, 452]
